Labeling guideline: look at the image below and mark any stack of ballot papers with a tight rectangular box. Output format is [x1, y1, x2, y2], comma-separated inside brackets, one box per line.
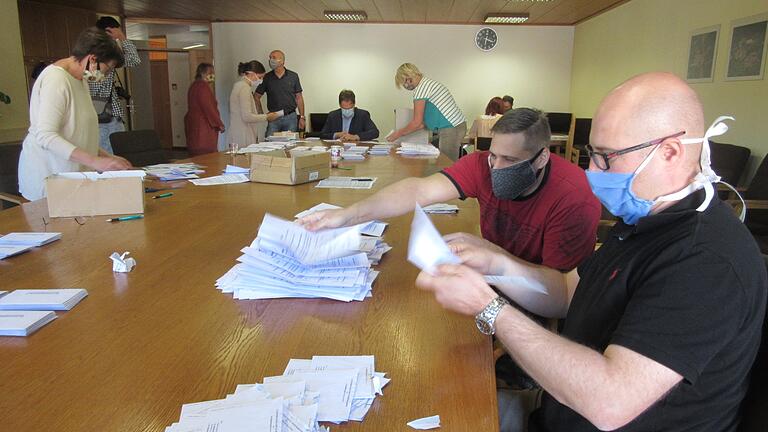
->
[368, 144, 392, 156]
[238, 142, 294, 153]
[164, 355, 390, 432]
[223, 165, 250, 174]
[0, 289, 88, 310]
[0, 232, 62, 260]
[189, 174, 250, 186]
[396, 143, 440, 157]
[0, 311, 57, 336]
[216, 213, 384, 302]
[422, 203, 459, 214]
[144, 163, 205, 181]
[315, 177, 377, 190]
[341, 146, 367, 160]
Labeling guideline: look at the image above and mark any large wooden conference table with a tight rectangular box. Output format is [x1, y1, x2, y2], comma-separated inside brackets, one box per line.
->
[0, 149, 498, 431]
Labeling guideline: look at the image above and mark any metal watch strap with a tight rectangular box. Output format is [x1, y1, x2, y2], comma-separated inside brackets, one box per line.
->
[475, 296, 509, 335]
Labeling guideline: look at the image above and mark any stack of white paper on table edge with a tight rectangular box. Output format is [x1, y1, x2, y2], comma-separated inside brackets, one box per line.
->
[294, 203, 392, 265]
[164, 355, 390, 432]
[144, 163, 205, 181]
[408, 204, 549, 295]
[422, 203, 459, 214]
[368, 144, 392, 156]
[0, 232, 62, 260]
[0, 289, 88, 311]
[0, 310, 57, 337]
[189, 174, 250, 186]
[315, 177, 377, 190]
[216, 213, 385, 302]
[396, 143, 440, 157]
[237, 142, 293, 154]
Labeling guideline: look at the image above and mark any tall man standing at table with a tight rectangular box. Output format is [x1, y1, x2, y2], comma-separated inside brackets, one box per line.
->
[90, 16, 141, 154]
[254, 50, 305, 137]
[416, 72, 767, 432]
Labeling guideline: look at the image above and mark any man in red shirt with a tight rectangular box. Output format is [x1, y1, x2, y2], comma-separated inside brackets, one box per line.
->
[299, 108, 600, 272]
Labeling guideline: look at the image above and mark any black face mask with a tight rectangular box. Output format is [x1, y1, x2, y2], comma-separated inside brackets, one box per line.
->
[489, 148, 544, 200]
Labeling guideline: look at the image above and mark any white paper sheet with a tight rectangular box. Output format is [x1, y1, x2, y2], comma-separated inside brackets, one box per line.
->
[189, 174, 250, 186]
[483, 275, 549, 295]
[407, 415, 441, 430]
[315, 177, 377, 190]
[407, 204, 460, 273]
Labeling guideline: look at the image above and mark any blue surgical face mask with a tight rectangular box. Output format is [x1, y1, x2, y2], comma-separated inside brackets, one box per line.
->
[586, 116, 732, 225]
[341, 108, 354, 119]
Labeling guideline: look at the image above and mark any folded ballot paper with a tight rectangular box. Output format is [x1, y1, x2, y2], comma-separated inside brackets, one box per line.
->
[164, 355, 390, 432]
[0, 289, 88, 311]
[216, 212, 390, 302]
[0, 310, 57, 337]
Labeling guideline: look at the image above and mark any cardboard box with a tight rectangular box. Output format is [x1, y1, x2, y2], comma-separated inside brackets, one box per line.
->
[45, 171, 146, 218]
[250, 150, 330, 185]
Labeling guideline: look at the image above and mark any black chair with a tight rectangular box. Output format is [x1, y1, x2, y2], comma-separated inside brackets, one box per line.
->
[710, 141, 751, 187]
[0, 143, 25, 209]
[571, 118, 592, 169]
[475, 137, 492, 151]
[110, 130, 169, 167]
[736, 255, 768, 432]
[304, 113, 329, 138]
[546, 112, 573, 135]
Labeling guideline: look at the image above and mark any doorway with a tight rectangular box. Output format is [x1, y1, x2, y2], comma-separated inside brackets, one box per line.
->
[125, 20, 212, 156]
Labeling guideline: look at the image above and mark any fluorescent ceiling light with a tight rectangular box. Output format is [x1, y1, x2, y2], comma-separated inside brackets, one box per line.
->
[324, 10, 367, 22]
[484, 14, 530, 24]
[182, 43, 206, 50]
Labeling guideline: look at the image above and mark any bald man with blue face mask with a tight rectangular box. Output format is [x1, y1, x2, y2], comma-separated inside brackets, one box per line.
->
[415, 72, 767, 432]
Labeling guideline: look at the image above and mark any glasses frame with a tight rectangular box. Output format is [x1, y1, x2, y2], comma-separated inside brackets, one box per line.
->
[585, 131, 686, 171]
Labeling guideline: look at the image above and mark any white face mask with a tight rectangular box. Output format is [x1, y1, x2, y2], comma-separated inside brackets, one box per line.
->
[204, 74, 215, 82]
[245, 75, 262, 92]
[83, 59, 106, 83]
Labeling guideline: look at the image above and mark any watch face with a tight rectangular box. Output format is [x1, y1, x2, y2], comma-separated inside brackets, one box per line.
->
[476, 317, 493, 335]
[475, 27, 498, 52]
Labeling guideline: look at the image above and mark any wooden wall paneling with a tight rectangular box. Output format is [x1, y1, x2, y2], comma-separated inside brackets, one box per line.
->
[43, 11, 70, 59]
[18, 1, 49, 58]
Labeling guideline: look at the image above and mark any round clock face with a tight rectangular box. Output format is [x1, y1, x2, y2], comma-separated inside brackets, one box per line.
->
[475, 27, 498, 51]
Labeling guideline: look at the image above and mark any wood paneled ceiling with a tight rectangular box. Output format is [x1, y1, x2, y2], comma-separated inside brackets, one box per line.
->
[28, 0, 630, 25]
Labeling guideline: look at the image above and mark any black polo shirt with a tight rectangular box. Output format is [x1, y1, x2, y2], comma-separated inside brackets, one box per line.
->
[254, 68, 302, 114]
[530, 189, 767, 432]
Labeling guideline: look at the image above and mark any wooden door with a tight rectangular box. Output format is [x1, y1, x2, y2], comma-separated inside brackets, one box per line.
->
[150, 61, 173, 149]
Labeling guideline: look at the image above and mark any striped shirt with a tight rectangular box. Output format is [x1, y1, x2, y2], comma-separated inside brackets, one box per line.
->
[413, 77, 466, 130]
[88, 39, 140, 122]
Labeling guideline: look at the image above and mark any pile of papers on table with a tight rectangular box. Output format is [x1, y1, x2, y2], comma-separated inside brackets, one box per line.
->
[315, 177, 377, 190]
[341, 146, 368, 160]
[238, 142, 294, 154]
[216, 210, 390, 302]
[164, 355, 390, 432]
[0, 288, 88, 336]
[144, 163, 205, 181]
[368, 144, 392, 156]
[396, 143, 440, 157]
[422, 203, 459, 214]
[0, 232, 61, 260]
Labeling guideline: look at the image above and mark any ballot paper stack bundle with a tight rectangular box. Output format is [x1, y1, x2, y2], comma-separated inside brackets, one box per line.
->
[0, 289, 89, 336]
[341, 146, 368, 161]
[396, 142, 440, 157]
[164, 355, 390, 432]
[144, 163, 206, 181]
[0, 232, 62, 260]
[238, 142, 295, 154]
[422, 203, 459, 214]
[216, 212, 389, 302]
[368, 144, 392, 156]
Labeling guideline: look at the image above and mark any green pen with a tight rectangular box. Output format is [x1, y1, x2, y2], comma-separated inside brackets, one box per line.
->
[152, 192, 174, 199]
[106, 215, 144, 222]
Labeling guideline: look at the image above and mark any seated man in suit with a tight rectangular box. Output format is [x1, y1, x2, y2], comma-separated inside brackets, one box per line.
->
[320, 89, 379, 141]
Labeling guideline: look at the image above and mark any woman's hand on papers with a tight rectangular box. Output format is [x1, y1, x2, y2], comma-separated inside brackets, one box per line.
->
[89, 155, 133, 172]
[296, 208, 353, 231]
[416, 264, 497, 316]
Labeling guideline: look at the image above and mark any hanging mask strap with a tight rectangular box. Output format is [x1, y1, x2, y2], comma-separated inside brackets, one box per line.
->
[717, 181, 746, 222]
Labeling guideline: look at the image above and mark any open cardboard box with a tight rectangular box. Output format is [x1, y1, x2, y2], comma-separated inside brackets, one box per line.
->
[45, 170, 146, 218]
[249, 149, 330, 185]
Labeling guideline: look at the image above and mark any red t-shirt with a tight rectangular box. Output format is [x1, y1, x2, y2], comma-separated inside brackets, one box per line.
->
[442, 151, 600, 271]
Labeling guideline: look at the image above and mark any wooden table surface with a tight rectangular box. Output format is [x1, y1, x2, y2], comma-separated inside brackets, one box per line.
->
[0, 150, 498, 431]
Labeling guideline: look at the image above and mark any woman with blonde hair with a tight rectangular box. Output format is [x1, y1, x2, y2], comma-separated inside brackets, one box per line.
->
[227, 60, 281, 150]
[387, 63, 466, 160]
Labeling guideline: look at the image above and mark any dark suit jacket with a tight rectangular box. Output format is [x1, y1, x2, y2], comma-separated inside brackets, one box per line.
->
[319, 107, 379, 141]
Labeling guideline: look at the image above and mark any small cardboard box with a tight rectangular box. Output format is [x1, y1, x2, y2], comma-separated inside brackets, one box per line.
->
[250, 150, 330, 185]
[45, 171, 146, 218]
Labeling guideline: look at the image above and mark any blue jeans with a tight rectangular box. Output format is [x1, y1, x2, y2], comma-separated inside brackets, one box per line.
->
[265, 112, 298, 137]
[98, 117, 125, 154]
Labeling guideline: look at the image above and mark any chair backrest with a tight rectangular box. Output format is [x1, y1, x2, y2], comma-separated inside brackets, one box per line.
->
[0, 143, 23, 210]
[309, 113, 328, 132]
[710, 141, 751, 187]
[745, 154, 768, 201]
[475, 137, 492, 151]
[546, 112, 573, 135]
[573, 118, 592, 147]
[736, 255, 768, 432]
[110, 130, 169, 167]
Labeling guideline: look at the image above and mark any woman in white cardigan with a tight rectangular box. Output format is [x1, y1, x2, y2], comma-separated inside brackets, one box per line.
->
[18, 27, 132, 201]
[227, 60, 281, 149]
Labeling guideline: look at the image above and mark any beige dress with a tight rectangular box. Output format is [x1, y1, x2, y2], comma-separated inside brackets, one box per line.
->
[227, 78, 268, 147]
[468, 114, 503, 139]
[19, 66, 99, 200]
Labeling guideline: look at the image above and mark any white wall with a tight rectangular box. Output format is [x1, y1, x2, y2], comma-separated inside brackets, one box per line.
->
[213, 22, 574, 148]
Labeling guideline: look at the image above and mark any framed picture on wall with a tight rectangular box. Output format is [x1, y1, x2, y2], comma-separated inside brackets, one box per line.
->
[686, 25, 720, 83]
[725, 13, 768, 81]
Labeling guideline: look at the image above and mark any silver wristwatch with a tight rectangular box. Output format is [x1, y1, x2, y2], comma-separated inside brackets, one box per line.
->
[475, 296, 509, 335]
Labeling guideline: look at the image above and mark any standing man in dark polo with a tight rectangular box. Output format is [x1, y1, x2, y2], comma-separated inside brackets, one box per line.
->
[254, 50, 305, 137]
